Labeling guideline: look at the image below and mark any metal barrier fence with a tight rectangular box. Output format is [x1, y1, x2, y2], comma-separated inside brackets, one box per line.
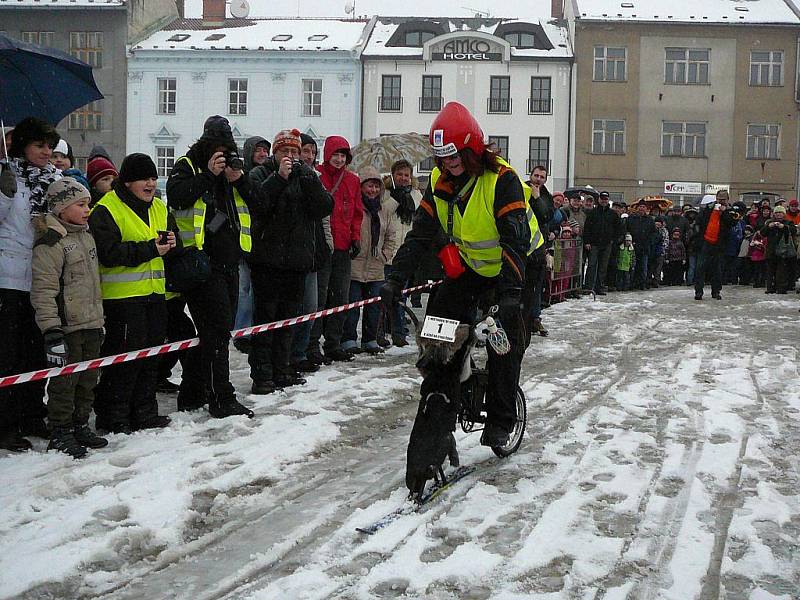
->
[546, 237, 584, 303]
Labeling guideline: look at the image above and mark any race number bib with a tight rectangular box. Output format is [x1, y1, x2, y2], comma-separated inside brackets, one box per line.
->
[420, 316, 460, 342]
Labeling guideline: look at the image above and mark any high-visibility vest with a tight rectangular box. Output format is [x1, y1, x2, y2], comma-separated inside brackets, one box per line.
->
[95, 190, 167, 300]
[170, 156, 252, 253]
[430, 157, 541, 276]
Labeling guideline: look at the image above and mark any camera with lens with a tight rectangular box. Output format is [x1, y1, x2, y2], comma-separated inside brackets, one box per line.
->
[224, 152, 244, 170]
[289, 159, 306, 178]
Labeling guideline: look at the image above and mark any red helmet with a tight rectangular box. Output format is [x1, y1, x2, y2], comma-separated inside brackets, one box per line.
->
[429, 101, 486, 158]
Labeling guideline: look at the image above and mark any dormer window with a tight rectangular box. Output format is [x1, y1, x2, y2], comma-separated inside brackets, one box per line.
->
[504, 32, 536, 49]
[404, 30, 436, 47]
[272, 34, 292, 42]
[167, 34, 190, 42]
[308, 34, 328, 41]
[205, 33, 225, 41]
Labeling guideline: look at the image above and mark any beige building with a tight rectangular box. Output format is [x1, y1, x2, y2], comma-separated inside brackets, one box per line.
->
[564, 0, 800, 204]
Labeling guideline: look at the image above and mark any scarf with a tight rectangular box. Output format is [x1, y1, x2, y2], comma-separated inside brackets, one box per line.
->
[9, 158, 60, 216]
[362, 195, 382, 257]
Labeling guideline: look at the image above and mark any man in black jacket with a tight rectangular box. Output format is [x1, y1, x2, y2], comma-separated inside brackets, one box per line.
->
[582, 191, 621, 295]
[247, 129, 333, 394]
[166, 116, 254, 418]
[523, 164, 553, 340]
[626, 201, 657, 290]
[694, 191, 735, 300]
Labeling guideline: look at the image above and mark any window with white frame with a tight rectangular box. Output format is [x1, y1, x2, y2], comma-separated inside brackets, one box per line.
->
[750, 51, 783, 86]
[158, 78, 176, 114]
[69, 31, 103, 67]
[487, 136, 509, 159]
[156, 146, 175, 178]
[594, 47, 626, 81]
[302, 79, 322, 117]
[228, 78, 247, 115]
[665, 48, 710, 84]
[21, 31, 54, 46]
[661, 122, 706, 157]
[69, 100, 102, 130]
[746, 124, 780, 160]
[592, 119, 625, 154]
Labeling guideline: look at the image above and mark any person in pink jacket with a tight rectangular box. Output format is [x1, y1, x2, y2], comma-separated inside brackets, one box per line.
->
[308, 136, 364, 362]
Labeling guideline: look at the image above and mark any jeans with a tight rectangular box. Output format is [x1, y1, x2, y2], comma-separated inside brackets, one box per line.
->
[290, 271, 318, 363]
[384, 265, 408, 337]
[234, 259, 253, 330]
[686, 254, 697, 285]
[633, 247, 649, 289]
[585, 244, 612, 291]
[694, 242, 723, 297]
[343, 280, 383, 348]
[320, 250, 351, 352]
[616, 270, 632, 291]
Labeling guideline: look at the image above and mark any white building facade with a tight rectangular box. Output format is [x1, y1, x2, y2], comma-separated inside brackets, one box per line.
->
[361, 17, 573, 190]
[126, 17, 369, 187]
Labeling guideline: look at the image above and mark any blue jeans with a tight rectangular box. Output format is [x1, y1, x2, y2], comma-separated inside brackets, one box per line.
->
[384, 265, 408, 337]
[633, 248, 649, 289]
[290, 271, 318, 363]
[342, 280, 383, 347]
[234, 259, 253, 331]
[686, 254, 697, 285]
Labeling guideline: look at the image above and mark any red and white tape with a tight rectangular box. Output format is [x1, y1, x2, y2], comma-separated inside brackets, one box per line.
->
[0, 282, 438, 388]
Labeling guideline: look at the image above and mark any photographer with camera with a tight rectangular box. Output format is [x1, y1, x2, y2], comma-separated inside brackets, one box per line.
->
[166, 115, 255, 418]
[693, 190, 735, 300]
[247, 129, 333, 394]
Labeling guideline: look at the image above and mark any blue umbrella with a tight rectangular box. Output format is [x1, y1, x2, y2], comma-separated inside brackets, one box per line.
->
[0, 33, 103, 126]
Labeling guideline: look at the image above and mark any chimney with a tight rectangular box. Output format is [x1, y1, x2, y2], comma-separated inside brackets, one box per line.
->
[175, 0, 185, 18]
[202, 0, 225, 27]
[551, 0, 564, 20]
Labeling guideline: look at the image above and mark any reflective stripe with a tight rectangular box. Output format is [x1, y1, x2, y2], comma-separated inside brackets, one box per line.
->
[468, 257, 503, 269]
[179, 231, 195, 240]
[462, 238, 500, 250]
[532, 228, 543, 249]
[101, 270, 165, 283]
[241, 226, 251, 236]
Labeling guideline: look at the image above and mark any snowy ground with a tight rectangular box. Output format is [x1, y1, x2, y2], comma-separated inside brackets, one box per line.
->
[1, 286, 799, 600]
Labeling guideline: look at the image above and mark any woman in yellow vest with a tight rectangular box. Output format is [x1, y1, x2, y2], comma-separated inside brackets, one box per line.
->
[166, 116, 254, 419]
[88, 154, 178, 434]
[380, 102, 531, 495]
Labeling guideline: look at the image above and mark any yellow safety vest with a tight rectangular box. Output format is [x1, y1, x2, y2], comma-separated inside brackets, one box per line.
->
[95, 190, 167, 300]
[170, 156, 252, 253]
[430, 158, 541, 276]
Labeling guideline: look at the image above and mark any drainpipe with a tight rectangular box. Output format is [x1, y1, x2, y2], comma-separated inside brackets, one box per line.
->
[566, 59, 574, 187]
[360, 60, 365, 141]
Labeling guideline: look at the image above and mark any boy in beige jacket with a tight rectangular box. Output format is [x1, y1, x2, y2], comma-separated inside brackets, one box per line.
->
[31, 178, 106, 458]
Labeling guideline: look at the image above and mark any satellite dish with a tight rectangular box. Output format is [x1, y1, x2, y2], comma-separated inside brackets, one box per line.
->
[344, 1, 354, 15]
[230, 0, 250, 18]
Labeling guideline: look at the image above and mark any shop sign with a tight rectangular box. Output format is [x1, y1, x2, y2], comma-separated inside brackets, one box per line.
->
[432, 38, 502, 61]
[664, 181, 702, 195]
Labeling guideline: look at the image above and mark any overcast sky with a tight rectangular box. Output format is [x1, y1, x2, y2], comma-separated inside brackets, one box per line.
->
[185, 0, 556, 20]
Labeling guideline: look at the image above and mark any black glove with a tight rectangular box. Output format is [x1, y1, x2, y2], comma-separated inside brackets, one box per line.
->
[391, 186, 415, 224]
[44, 329, 68, 368]
[349, 240, 361, 259]
[496, 291, 524, 352]
[380, 279, 403, 311]
[0, 163, 16, 197]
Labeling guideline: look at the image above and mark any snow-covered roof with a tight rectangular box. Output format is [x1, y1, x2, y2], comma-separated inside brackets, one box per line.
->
[574, 0, 800, 25]
[131, 18, 369, 53]
[363, 17, 571, 59]
[0, 0, 124, 7]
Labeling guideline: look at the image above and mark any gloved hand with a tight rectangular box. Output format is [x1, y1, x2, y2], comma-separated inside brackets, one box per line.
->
[44, 330, 68, 368]
[379, 279, 403, 311]
[0, 163, 17, 198]
[496, 291, 524, 352]
[349, 240, 361, 259]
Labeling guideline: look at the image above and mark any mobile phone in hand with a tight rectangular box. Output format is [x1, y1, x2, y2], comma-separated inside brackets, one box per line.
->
[157, 230, 170, 245]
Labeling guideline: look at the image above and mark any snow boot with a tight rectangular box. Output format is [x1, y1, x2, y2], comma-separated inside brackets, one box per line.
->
[209, 395, 254, 419]
[21, 418, 50, 439]
[47, 427, 87, 459]
[135, 415, 171, 431]
[392, 334, 409, 347]
[274, 372, 306, 389]
[0, 431, 32, 452]
[73, 425, 108, 448]
[480, 423, 510, 448]
[251, 380, 276, 395]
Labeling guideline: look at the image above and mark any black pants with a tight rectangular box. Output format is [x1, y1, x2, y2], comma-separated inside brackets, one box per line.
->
[0, 289, 47, 434]
[157, 296, 200, 382]
[694, 242, 723, 297]
[766, 257, 789, 293]
[309, 249, 351, 353]
[183, 264, 238, 400]
[95, 300, 167, 428]
[585, 243, 612, 291]
[663, 261, 684, 286]
[752, 261, 766, 287]
[521, 247, 546, 349]
[426, 269, 523, 432]
[249, 267, 305, 382]
[738, 257, 753, 285]
[722, 255, 739, 284]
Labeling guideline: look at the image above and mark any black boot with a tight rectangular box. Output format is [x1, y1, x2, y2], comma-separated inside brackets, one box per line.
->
[480, 423, 510, 448]
[209, 394, 255, 419]
[21, 418, 50, 439]
[325, 348, 354, 362]
[177, 388, 207, 412]
[135, 415, 171, 431]
[292, 359, 320, 373]
[47, 427, 87, 459]
[73, 425, 108, 448]
[392, 334, 409, 347]
[0, 430, 32, 452]
[251, 380, 276, 395]
[274, 372, 307, 389]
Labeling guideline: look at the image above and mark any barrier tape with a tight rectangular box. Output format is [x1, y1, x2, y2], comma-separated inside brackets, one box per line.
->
[0, 281, 439, 389]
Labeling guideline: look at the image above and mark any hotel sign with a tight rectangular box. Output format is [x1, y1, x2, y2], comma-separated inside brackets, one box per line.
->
[432, 38, 502, 61]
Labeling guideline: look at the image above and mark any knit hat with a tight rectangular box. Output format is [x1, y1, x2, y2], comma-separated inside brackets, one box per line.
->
[8, 116, 59, 158]
[273, 128, 302, 154]
[87, 156, 118, 187]
[624, 233, 633, 242]
[118, 153, 158, 183]
[46, 177, 90, 216]
[773, 205, 787, 215]
[199, 115, 235, 147]
[789, 198, 799, 208]
[88, 144, 113, 163]
[359, 165, 382, 186]
[300, 133, 317, 150]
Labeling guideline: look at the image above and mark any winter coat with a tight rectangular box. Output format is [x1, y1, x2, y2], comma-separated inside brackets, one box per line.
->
[664, 214, 689, 242]
[317, 136, 362, 251]
[351, 192, 400, 283]
[625, 214, 657, 248]
[243, 135, 269, 174]
[0, 164, 61, 292]
[738, 236, 752, 258]
[528, 183, 556, 237]
[30, 214, 103, 335]
[382, 175, 421, 264]
[749, 233, 766, 261]
[696, 205, 735, 252]
[617, 244, 635, 271]
[248, 157, 333, 272]
[725, 220, 745, 257]
[666, 239, 686, 262]
[759, 218, 797, 259]
[582, 204, 622, 247]
[653, 226, 669, 256]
